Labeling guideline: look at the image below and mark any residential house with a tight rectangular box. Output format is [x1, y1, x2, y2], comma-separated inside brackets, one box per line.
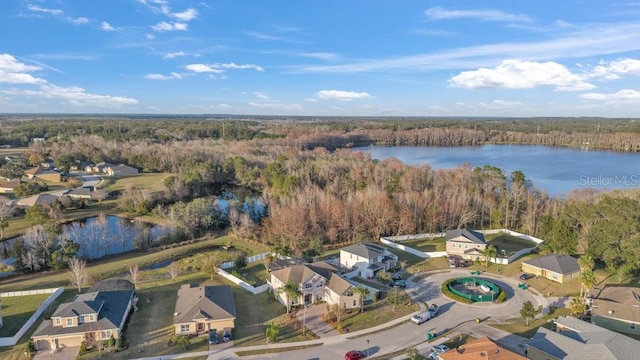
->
[31, 288, 135, 351]
[445, 229, 487, 261]
[526, 315, 640, 360]
[521, 254, 580, 284]
[16, 193, 58, 208]
[24, 167, 61, 182]
[64, 186, 93, 200]
[340, 242, 398, 279]
[104, 164, 139, 177]
[85, 162, 116, 174]
[0, 179, 21, 194]
[269, 261, 361, 309]
[268, 257, 308, 272]
[173, 284, 236, 335]
[438, 336, 525, 360]
[589, 286, 640, 336]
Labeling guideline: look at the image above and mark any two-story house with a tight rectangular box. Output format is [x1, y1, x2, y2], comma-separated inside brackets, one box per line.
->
[31, 289, 134, 351]
[269, 261, 361, 310]
[339, 242, 398, 279]
[445, 229, 487, 261]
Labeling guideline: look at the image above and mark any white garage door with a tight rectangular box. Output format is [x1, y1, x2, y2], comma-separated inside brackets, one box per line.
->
[35, 339, 51, 351]
[58, 336, 83, 348]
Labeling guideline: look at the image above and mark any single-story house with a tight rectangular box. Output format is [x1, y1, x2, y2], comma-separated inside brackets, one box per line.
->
[173, 284, 236, 335]
[31, 288, 135, 351]
[445, 229, 487, 261]
[590, 286, 640, 336]
[269, 261, 361, 309]
[340, 242, 398, 279]
[438, 336, 525, 360]
[64, 187, 93, 200]
[23, 167, 61, 182]
[16, 193, 58, 208]
[522, 254, 580, 283]
[85, 162, 115, 174]
[104, 164, 139, 177]
[527, 315, 640, 360]
[0, 179, 22, 194]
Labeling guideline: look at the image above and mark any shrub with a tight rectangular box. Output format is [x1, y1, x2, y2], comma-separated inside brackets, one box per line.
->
[79, 341, 88, 355]
[495, 287, 507, 303]
[115, 335, 125, 349]
[24, 340, 36, 355]
[441, 279, 474, 304]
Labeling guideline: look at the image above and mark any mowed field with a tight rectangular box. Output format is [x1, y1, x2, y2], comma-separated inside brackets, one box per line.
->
[99, 172, 171, 192]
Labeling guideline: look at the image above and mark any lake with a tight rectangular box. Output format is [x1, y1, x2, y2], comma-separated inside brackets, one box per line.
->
[352, 144, 640, 196]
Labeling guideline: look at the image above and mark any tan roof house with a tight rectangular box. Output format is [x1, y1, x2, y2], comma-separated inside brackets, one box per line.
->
[31, 288, 135, 351]
[85, 162, 116, 174]
[0, 179, 21, 194]
[590, 286, 640, 336]
[104, 164, 139, 177]
[24, 167, 61, 182]
[173, 284, 236, 335]
[16, 193, 58, 208]
[445, 229, 487, 261]
[269, 261, 361, 310]
[527, 315, 640, 360]
[522, 254, 580, 284]
[438, 336, 526, 360]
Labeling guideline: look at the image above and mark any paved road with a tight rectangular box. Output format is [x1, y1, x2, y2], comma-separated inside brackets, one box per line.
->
[130, 269, 546, 360]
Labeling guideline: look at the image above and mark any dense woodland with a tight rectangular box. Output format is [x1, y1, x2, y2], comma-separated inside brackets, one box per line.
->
[1, 116, 640, 277]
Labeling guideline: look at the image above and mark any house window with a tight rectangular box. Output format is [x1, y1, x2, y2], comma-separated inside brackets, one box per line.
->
[317, 282, 323, 288]
[180, 324, 190, 333]
[350, 254, 352, 259]
[304, 283, 312, 289]
[66, 318, 73, 326]
[632, 323, 637, 330]
[79, 315, 85, 323]
[89, 314, 95, 321]
[101, 330, 112, 339]
[353, 300, 357, 306]
[55, 318, 60, 325]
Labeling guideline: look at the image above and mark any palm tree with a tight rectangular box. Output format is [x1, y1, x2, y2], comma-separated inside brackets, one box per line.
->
[580, 270, 597, 298]
[483, 245, 497, 267]
[578, 254, 595, 272]
[570, 297, 587, 318]
[354, 285, 370, 313]
[279, 281, 301, 314]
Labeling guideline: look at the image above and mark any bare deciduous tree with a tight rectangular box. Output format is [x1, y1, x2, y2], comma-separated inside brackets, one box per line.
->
[167, 261, 181, 282]
[0, 196, 15, 254]
[68, 256, 88, 292]
[91, 188, 109, 204]
[128, 263, 141, 290]
[199, 253, 220, 281]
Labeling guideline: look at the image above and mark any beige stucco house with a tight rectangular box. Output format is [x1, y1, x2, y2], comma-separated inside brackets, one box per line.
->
[24, 167, 61, 182]
[104, 164, 139, 176]
[445, 229, 487, 261]
[31, 289, 134, 351]
[339, 242, 398, 279]
[590, 286, 640, 336]
[173, 284, 236, 335]
[269, 261, 361, 310]
[521, 254, 580, 284]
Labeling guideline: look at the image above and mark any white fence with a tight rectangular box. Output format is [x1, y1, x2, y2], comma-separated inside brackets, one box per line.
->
[381, 229, 544, 265]
[216, 268, 269, 294]
[0, 287, 64, 347]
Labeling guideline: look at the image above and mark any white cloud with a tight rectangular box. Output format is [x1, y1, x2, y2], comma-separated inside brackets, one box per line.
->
[146, 33, 156, 40]
[27, 4, 64, 16]
[145, 72, 183, 80]
[580, 89, 640, 102]
[163, 51, 186, 59]
[248, 101, 303, 111]
[315, 90, 372, 101]
[101, 21, 118, 31]
[424, 7, 533, 23]
[152, 21, 188, 32]
[298, 52, 337, 60]
[68, 17, 89, 25]
[169, 8, 198, 21]
[479, 100, 524, 110]
[185, 64, 223, 73]
[0, 54, 46, 84]
[4, 84, 138, 106]
[448, 59, 595, 91]
[245, 31, 285, 41]
[254, 92, 269, 99]
[591, 58, 640, 81]
[218, 62, 264, 71]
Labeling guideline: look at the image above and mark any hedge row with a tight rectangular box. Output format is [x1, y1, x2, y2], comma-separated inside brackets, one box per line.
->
[441, 279, 474, 304]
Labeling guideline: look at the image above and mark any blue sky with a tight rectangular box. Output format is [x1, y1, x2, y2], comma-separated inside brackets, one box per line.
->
[2, 1, 640, 116]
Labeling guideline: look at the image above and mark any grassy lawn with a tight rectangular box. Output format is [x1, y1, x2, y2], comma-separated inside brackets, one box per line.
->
[341, 292, 419, 334]
[0, 294, 50, 337]
[382, 246, 424, 269]
[226, 262, 268, 286]
[407, 256, 450, 275]
[489, 307, 572, 339]
[485, 233, 538, 256]
[397, 237, 446, 252]
[99, 173, 171, 192]
[233, 290, 287, 346]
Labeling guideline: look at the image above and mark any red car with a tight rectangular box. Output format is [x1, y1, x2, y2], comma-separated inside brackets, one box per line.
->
[345, 350, 366, 360]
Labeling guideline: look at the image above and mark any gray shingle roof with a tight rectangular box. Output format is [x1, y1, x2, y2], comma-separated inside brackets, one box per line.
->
[270, 261, 338, 285]
[445, 229, 486, 244]
[173, 284, 236, 325]
[528, 316, 640, 359]
[326, 273, 354, 296]
[590, 286, 640, 322]
[33, 290, 134, 338]
[523, 254, 580, 275]
[341, 242, 386, 259]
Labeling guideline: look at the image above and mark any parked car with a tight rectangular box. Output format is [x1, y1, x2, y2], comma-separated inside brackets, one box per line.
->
[447, 255, 457, 268]
[345, 350, 366, 360]
[519, 273, 535, 280]
[390, 280, 407, 288]
[391, 273, 402, 281]
[432, 344, 450, 354]
[222, 327, 232, 342]
[208, 330, 219, 345]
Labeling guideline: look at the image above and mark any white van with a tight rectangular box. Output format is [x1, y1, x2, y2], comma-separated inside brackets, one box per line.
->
[411, 311, 432, 325]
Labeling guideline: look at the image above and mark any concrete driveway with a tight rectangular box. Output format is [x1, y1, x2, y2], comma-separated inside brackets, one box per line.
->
[295, 303, 340, 338]
[33, 346, 80, 360]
